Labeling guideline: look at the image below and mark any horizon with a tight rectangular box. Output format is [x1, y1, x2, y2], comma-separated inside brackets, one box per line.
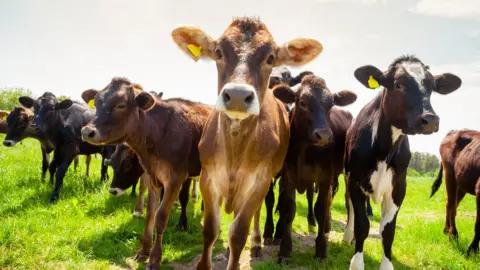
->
[1, 0, 479, 154]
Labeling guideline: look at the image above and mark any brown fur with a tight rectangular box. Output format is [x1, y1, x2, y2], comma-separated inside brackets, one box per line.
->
[0, 119, 6, 134]
[80, 77, 213, 269]
[431, 129, 480, 256]
[172, 17, 323, 270]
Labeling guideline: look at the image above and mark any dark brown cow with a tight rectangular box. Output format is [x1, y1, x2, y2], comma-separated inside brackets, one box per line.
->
[0, 110, 7, 134]
[344, 55, 461, 269]
[80, 79, 213, 269]
[271, 74, 356, 261]
[2, 107, 87, 182]
[430, 129, 480, 256]
[172, 17, 322, 269]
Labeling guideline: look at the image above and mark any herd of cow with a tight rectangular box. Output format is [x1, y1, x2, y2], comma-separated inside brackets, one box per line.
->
[0, 17, 478, 270]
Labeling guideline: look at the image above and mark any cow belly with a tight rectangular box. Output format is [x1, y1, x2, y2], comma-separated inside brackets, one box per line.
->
[368, 161, 394, 204]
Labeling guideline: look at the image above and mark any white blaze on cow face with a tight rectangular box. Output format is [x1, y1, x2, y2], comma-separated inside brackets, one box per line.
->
[402, 62, 427, 93]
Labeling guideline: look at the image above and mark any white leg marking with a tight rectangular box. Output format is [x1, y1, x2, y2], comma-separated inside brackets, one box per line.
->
[133, 211, 142, 217]
[380, 255, 394, 270]
[350, 252, 364, 270]
[343, 198, 355, 244]
[380, 192, 399, 235]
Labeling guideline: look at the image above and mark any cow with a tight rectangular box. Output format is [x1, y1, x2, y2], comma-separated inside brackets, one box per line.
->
[270, 74, 357, 261]
[430, 129, 480, 256]
[0, 110, 8, 134]
[79, 78, 214, 269]
[2, 106, 89, 182]
[17, 92, 111, 203]
[171, 17, 323, 269]
[344, 55, 462, 269]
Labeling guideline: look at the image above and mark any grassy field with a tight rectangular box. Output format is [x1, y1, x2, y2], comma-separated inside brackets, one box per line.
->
[0, 137, 478, 269]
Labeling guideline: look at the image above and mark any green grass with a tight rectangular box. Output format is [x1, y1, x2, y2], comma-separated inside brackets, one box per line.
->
[0, 137, 478, 269]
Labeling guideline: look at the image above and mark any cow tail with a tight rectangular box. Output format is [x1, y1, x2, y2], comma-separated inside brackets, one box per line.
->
[430, 164, 443, 198]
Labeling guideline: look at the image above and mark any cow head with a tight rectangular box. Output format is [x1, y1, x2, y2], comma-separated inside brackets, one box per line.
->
[108, 143, 144, 195]
[18, 92, 73, 135]
[354, 55, 462, 135]
[2, 107, 34, 146]
[171, 17, 323, 121]
[80, 78, 156, 145]
[274, 74, 357, 146]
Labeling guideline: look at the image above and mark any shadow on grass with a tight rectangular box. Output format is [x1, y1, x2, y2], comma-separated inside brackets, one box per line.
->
[86, 192, 134, 217]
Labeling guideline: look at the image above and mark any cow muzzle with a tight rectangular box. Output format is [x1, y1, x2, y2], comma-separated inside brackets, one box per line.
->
[417, 113, 439, 134]
[311, 128, 333, 147]
[3, 140, 17, 147]
[81, 125, 102, 143]
[108, 187, 125, 196]
[216, 83, 260, 120]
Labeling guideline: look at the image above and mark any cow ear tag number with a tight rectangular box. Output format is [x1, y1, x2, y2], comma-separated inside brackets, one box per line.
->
[368, 75, 380, 89]
[187, 44, 202, 57]
[88, 100, 96, 109]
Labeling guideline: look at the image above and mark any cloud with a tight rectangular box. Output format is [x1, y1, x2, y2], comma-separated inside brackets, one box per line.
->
[409, 0, 480, 21]
[315, 0, 386, 4]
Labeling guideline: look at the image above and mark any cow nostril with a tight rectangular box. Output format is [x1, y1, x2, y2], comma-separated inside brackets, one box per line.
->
[3, 141, 10, 146]
[109, 188, 118, 195]
[244, 93, 254, 105]
[420, 118, 429, 127]
[223, 92, 231, 103]
[87, 130, 96, 139]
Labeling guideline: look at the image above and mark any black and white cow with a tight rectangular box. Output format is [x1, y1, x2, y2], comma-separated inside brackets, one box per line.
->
[344, 55, 462, 269]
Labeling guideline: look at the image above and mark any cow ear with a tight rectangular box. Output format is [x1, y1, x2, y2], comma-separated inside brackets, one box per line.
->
[289, 71, 314, 86]
[55, 99, 73, 110]
[434, 73, 462, 95]
[135, 91, 155, 111]
[0, 110, 8, 120]
[354, 65, 385, 89]
[273, 85, 296, 104]
[333, 90, 357, 107]
[157, 92, 163, 99]
[19, 96, 34, 108]
[276, 38, 323, 67]
[171, 26, 216, 61]
[82, 89, 99, 104]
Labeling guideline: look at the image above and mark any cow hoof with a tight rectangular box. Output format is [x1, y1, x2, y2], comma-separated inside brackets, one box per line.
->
[134, 251, 149, 263]
[309, 225, 316, 233]
[264, 237, 274, 245]
[145, 262, 160, 270]
[250, 246, 263, 258]
[49, 195, 59, 204]
[196, 259, 212, 270]
[132, 211, 142, 218]
[315, 256, 327, 262]
[448, 232, 459, 242]
[467, 245, 479, 257]
[277, 256, 290, 265]
[176, 223, 187, 232]
[273, 238, 282, 245]
[367, 214, 374, 220]
[173, 201, 180, 207]
[225, 247, 230, 259]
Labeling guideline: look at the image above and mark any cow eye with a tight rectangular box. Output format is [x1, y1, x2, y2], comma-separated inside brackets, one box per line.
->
[215, 49, 223, 60]
[394, 82, 402, 90]
[116, 103, 127, 109]
[299, 100, 308, 109]
[266, 55, 275, 65]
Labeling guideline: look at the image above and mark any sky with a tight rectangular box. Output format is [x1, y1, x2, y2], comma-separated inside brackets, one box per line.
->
[0, 0, 479, 154]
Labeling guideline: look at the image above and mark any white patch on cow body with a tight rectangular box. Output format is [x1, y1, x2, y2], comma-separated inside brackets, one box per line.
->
[380, 191, 399, 235]
[350, 252, 364, 270]
[108, 187, 125, 196]
[402, 62, 426, 93]
[391, 126, 403, 145]
[380, 255, 394, 270]
[369, 161, 394, 204]
[343, 198, 355, 244]
[371, 113, 380, 147]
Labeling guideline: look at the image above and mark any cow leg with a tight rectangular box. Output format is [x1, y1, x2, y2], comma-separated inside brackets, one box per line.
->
[191, 179, 198, 202]
[314, 175, 332, 260]
[251, 207, 263, 257]
[343, 174, 354, 244]
[41, 147, 50, 182]
[85, 155, 91, 177]
[324, 186, 333, 241]
[100, 155, 108, 181]
[177, 178, 192, 231]
[366, 198, 373, 218]
[467, 181, 480, 256]
[379, 173, 406, 270]
[133, 174, 148, 217]
[73, 156, 79, 171]
[348, 184, 369, 270]
[227, 179, 271, 270]
[273, 177, 287, 245]
[50, 151, 76, 203]
[135, 183, 160, 262]
[277, 174, 296, 262]
[263, 182, 275, 245]
[307, 185, 316, 232]
[197, 170, 221, 270]
[48, 154, 57, 185]
[147, 173, 184, 269]
[130, 181, 137, 198]
[444, 166, 457, 237]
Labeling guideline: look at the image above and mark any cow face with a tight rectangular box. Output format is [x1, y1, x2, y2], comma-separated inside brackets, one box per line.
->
[171, 17, 323, 121]
[108, 143, 143, 195]
[80, 78, 156, 145]
[2, 107, 34, 146]
[274, 74, 357, 146]
[354, 55, 462, 135]
[18, 93, 73, 135]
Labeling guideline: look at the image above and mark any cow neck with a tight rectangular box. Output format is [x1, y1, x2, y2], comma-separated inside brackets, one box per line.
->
[47, 110, 68, 144]
[219, 112, 258, 159]
[371, 91, 404, 161]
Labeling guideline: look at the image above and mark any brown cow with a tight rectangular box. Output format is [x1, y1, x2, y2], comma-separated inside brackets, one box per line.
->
[0, 110, 7, 134]
[79, 79, 213, 269]
[430, 129, 480, 256]
[171, 17, 323, 269]
[271, 74, 356, 261]
[344, 55, 462, 269]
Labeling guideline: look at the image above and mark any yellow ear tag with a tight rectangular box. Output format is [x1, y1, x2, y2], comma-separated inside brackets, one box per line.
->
[187, 44, 202, 57]
[88, 99, 96, 109]
[368, 75, 380, 89]
[1, 115, 6, 121]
